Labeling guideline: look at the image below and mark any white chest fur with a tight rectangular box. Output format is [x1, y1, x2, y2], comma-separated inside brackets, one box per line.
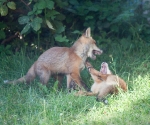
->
[91, 76, 119, 94]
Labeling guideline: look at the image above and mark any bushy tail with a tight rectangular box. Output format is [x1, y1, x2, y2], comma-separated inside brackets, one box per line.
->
[4, 76, 26, 84]
[4, 63, 36, 84]
[119, 78, 127, 92]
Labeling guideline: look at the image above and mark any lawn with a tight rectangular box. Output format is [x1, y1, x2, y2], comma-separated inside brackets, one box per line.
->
[0, 44, 150, 125]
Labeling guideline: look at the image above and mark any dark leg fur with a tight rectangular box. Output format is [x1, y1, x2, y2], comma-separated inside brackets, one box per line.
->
[70, 73, 89, 91]
[53, 74, 64, 89]
[96, 86, 114, 104]
[40, 71, 50, 85]
[67, 74, 77, 90]
[68, 80, 79, 92]
[25, 64, 36, 84]
[69, 80, 77, 90]
[25, 73, 36, 84]
[36, 67, 51, 85]
[96, 97, 108, 105]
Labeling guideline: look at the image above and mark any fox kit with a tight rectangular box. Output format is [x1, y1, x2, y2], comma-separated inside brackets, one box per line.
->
[77, 62, 127, 104]
[4, 28, 103, 91]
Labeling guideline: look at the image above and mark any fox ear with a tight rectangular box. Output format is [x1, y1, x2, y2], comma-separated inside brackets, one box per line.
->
[85, 27, 91, 37]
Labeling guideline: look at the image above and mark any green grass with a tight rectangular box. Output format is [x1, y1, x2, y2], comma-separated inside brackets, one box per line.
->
[0, 45, 150, 125]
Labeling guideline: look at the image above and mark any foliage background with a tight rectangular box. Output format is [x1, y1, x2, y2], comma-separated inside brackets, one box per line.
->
[0, 1, 150, 124]
[0, 0, 150, 53]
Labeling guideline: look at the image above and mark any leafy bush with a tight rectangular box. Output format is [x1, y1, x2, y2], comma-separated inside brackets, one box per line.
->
[0, 0, 150, 50]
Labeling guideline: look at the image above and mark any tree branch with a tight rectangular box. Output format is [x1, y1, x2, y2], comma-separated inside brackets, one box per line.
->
[1, 32, 20, 45]
[20, 0, 31, 11]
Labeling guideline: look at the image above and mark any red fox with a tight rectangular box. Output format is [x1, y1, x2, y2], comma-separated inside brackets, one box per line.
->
[4, 28, 103, 91]
[76, 62, 127, 104]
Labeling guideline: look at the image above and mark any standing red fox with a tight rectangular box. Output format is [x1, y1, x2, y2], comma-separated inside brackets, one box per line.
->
[76, 62, 127, 104]
[4, 28, 103, 91]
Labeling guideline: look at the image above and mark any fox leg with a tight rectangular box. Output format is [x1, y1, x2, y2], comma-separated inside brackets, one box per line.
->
[55, 74, 64, 89]
[36, 66, 51, 85]
[75, 91, 97, 96]
[39, 71, 50, 85]
[66, 75, 72, 89]
[70, 73, 89, 91]
[96, 86, 114, 104]
[90, 68, 101, 76]
[66, 75, 77, 92]
[25, 73, 36, 84]
[24, 64, 36, 84]
[85, 92, 97, 96]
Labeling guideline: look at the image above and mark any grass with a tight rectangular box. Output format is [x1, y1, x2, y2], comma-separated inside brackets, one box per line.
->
[0, 44, 150, 125]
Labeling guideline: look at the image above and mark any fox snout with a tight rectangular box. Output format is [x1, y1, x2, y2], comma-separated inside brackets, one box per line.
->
[93, 49, 103, 55]
[90, 46, 103, 60]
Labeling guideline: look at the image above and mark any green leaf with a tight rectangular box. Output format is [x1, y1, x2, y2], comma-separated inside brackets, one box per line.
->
[76, 6, 88, 15]
[31, 17, 43, 31]
[55, 0, 68, 8]
[21, 23, 31, 34]
[7, 1, 16, 10]
[35, 9, 42, 15]
[110, 25, 119, 32]
[0, 0, 6, 5]
[54, 21, 65, 33]
[34, 17, 43, 23]
[0, 5, 8, 16]
[113, 10, 134, 23]
[57, 26, 65, 33]
[72, 30, 81, 35]
[0, 22, 6, 29]
[18, 16, 30, 25]
[46, 10, 59, 20]
[28, 11, 34, 16]
[88, 5, 99, 11]
[33, 5, 37, 12]
[55, 35, 69, 42]
[69, 0, 79, 5]
[31, 22, 41, 31]
[85, 16, 93, 20]
[45, 0, 54, 9]
[0, 30, 6, 40]
[46, 19, 55, 30]
[36, 1, 46, 10]
[56, 14, 66, 21]
[5, 45, 11, 49]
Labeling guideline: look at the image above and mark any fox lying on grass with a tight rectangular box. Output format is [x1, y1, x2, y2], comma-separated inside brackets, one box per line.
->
[76, 62, 127, 104]
[4, 28, 103, 91]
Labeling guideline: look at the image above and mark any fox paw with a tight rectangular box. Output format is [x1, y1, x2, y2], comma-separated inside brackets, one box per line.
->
[74, 91, 87, 96]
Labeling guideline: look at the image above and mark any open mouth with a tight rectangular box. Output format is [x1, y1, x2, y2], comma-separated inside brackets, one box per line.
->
[91, 50, 103, 60]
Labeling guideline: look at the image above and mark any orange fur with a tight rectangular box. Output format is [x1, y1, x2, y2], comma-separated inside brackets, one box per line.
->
[5, 28, 103, 91]
[76, 62, 127, 102]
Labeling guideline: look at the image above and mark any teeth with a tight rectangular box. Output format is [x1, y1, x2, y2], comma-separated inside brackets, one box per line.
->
[93, 50, 102, 55]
